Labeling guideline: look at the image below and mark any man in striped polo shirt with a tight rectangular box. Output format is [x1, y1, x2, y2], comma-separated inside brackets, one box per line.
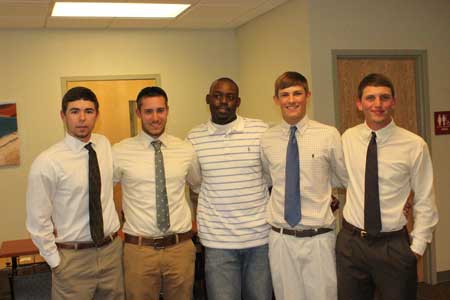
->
[187, 78, 272, 300]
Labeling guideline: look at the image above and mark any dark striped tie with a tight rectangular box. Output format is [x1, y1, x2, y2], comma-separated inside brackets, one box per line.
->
[85, 143, 104, 245]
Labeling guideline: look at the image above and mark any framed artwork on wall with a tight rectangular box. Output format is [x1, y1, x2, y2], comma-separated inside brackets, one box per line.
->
[0, 101, 20, 166]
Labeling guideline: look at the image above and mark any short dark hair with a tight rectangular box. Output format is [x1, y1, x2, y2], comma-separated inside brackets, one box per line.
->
[136, 86, 168, 110]
[62, 86, 98, 113]
[274, 71, 309, 96]
[358, 73, 395, 99]
[209, 77, 239, 95]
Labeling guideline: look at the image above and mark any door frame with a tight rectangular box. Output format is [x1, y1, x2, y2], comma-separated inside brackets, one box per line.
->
[61, 74, 161, 137]
[331, 49, 437, 284]
[61, 73, 161, 95]
[332, 50, 430, 144]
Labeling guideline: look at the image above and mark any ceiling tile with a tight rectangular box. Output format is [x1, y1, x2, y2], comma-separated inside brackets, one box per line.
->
[176, 5, 249, 23]
[0, 0, 288, 29]
[197, 0, 264, 5]
[129, 0, 196, 3]
[0, 16, 46, 28]
[46, 17, 111, 29]
[109, 18, 171, 29]
[0, 2, 50, 17]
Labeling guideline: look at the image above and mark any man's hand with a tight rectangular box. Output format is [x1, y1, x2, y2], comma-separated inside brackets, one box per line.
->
[330, 195, 340, 212]
[411, 250, 421, 260]
[403, 201, 412, 217]
[189, 188, 199, 220]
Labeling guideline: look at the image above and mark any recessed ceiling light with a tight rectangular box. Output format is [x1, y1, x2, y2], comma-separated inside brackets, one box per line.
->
[51, 2, 190, 18]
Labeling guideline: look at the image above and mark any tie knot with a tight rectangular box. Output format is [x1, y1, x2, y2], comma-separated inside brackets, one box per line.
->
[289, 126, 297, 140]
[370, 131, 377, 144]
[151, 140, 162, 151]
[84, 142, 94, 152]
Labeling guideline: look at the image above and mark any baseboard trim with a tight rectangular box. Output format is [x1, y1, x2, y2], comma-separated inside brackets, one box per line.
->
[437, 270, 450, 283]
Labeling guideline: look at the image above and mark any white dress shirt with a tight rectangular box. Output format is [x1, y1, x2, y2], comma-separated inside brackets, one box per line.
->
[26, 133, 120, 268]
[187, 116, 271, 249]
[342, 121, 438, 255]
[261, 116, 347, 229]
[113, 131, 201, 237]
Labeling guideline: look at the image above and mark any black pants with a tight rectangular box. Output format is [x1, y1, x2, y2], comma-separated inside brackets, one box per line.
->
[336, 226, 417, 300]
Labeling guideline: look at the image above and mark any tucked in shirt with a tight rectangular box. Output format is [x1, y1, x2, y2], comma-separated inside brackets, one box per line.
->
[26, 133, 120, 268]
[113, 131, 201, 237]
[261, 116, 347, 229]
[187, 116, 270, 249]
[342, 120, 438, 255]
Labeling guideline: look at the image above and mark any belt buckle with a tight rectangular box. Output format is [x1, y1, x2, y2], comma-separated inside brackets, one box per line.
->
[360, 230, 368, 238]
[152, 236, 166, 249]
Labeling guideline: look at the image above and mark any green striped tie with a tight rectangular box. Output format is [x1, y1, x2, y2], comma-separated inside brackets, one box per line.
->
[152, 140, 170, 232]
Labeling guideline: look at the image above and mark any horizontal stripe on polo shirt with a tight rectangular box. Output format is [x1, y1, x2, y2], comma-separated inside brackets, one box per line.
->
[187, 117, 270, 249]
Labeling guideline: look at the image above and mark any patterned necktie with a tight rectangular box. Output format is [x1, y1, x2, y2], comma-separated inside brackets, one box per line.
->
[152, 140, 170, 232]
[364, 132, 382, 235]
[285, 126, 301, 227]
[84, 142, 104, 245]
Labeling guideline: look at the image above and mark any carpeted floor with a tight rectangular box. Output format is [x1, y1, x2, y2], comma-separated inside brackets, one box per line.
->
[418, 281, 450, 300]
[1, 268, 449, 300]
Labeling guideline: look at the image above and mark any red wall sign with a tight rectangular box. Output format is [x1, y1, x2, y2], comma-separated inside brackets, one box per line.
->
[434, 111, 450, 135]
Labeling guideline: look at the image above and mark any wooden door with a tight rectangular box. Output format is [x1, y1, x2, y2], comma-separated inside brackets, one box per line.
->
[64, 77, 158, 223]
[66, 78, 156, 144]
[335, 57, 424, 281]
[336, 58, 418, 134]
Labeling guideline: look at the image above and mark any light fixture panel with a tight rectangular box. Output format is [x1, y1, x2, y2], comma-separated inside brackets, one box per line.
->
[52, 2, 190, 18]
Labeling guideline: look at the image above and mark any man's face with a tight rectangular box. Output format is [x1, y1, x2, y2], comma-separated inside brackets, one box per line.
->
[357, 86, 396, 131]
[136, 96, 168, 138]
[60, 100, 98, 142]
[274, 85, 310, 125]
[206, 80, 241, 125]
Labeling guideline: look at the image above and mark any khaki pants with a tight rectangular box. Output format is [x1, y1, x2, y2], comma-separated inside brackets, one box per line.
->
[52, 237, 124, 300]
[124, 239, 196, 300]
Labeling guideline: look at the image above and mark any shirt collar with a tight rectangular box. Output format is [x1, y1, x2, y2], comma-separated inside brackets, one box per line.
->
[206, 115, 245, 135]
[361, 119, 396, 144]
[64, 133, 97, 152]
[137, 131, 169, 149]
[281, 115, 309, 136]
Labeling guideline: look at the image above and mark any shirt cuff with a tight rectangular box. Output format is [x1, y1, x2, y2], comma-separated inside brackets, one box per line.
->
[44, 251, 61, 268]
[410, 239, 427, 256]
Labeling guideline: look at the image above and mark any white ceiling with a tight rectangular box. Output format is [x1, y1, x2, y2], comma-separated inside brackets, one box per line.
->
[0, 0, 289, 29]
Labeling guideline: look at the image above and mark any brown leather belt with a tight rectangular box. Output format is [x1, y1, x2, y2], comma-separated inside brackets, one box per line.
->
[124, 231, 193, 249]
[56, 232, 118, 250]
[342, 219, 406, 239]
[271, 226, 332, 238]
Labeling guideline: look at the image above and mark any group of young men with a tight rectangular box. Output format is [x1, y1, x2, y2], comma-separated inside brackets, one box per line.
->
[26, 71, 438, 300]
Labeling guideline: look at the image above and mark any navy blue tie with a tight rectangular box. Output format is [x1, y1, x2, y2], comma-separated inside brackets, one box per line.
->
[364, 132, 381, 235]
[285, 126, 301, 227]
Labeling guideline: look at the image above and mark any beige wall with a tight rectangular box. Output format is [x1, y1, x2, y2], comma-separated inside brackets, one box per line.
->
[0, 29, 238, 243]
[237, 0, 313, 125]
[1, 0, 449, 274]
[308, 0, 450, 272]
